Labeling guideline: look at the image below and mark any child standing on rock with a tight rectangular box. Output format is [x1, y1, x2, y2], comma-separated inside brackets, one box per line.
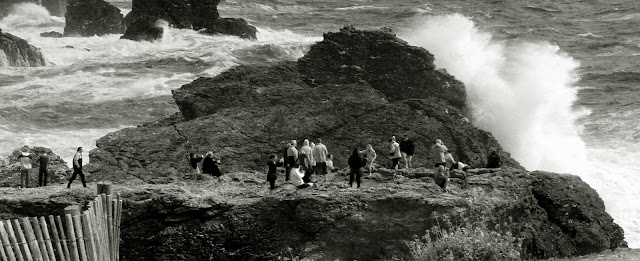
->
[267, 154, 284, 192]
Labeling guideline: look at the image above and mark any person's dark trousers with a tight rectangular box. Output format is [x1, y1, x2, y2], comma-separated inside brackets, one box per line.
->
[286, 156, 296, 181]
[39, 168, 48, 186]
[20, 169, 29, 188]
[303, 168, 312, 183]
[349, 169, 361, 188]
[68, 166, 87, 188]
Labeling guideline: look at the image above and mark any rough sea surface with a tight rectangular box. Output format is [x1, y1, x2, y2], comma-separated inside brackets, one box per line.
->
[1, 0, 639, 248]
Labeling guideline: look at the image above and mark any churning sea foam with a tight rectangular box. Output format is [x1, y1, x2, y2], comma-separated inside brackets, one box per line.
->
[403, 13, 587, 174]
[402, 13, 640, 248]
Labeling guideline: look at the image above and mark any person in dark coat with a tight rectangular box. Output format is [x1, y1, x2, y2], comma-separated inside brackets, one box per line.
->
[267, 154, 284, 191]
[188, 152, 204, 174]
[348, 148, 364, 188]
[486, 148, 503, 168]
[202, 151, 222, 181]
[400, 135, 415, 169]
[38, 152, 49, 187]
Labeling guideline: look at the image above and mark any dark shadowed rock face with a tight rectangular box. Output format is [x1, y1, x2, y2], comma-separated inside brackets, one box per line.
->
[64, 0, 125, 37]
[0, 29, 48, 67]
[299, 26, 466, 108]
[122, 0, 256, 41]
[0, 0, 67, 17]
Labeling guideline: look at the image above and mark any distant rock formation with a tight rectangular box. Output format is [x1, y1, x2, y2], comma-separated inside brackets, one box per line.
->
[63, 0, 125, 37]
[0, 146, 71, 187]
[0, 0, 67, 17]
[40, 31, 63, 38]
[122, 0, 257, 41]
[0, 28, 48, 67]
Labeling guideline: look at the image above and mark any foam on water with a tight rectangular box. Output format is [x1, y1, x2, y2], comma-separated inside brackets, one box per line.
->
[403, 13, 640, 247]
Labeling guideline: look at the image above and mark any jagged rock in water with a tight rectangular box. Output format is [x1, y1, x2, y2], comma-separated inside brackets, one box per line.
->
[40, 31, 63, 38]
[0, 146, 72, 187]
[63, 0, 125, 37]
[0, 29, 48, 67]
[0, 0, 67, 17]
[202, 18, 258, 39]
[122, 0, 256, 41]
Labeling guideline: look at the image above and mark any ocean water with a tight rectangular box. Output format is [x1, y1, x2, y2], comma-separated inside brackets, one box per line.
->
[1, 0, 639, 248]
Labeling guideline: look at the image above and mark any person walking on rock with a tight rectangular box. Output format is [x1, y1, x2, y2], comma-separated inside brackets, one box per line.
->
[38, 152, 49, 187]
[400, 135, 415, 169]
[17, 150, 32, 188]
[68, 147, 87, 188]
[431, 139, 448, 171]
[299, 139, 313, 182]
[348, 148, 364, 188]
[389, 137, 401, 173]
[312, 138, 329, 182]
[202, 151, 222, 181]
[267, 154, 284, 192]
[363, 144, 376, 176]
[286, 140, 298, 181]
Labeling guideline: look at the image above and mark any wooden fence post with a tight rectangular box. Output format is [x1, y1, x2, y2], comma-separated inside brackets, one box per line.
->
[54, 216, 70, 261]
[0, 220, 17, 261]
[12, 219, 33, 261]
[21, 217, 44, 261]
[63, 215, 79, 261]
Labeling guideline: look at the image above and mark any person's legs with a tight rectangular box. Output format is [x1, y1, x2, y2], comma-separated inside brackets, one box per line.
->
[401, 152, 407, 169]
[349, 171, 355, 187]
[407, 155, 413, 169]
[67, 168, 78, 188]
[38, 168, 43, 187]
[43, 169, 48, 186]
[79, 169, 87, 187]
[20, 169, 28, 188]
[297, 183, 311, 189]
[269, 179, 275, 190]
[356, 171, 361, 188]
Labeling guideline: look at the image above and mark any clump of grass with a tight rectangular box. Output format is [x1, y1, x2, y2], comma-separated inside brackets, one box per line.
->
[408, 215, 522, 261]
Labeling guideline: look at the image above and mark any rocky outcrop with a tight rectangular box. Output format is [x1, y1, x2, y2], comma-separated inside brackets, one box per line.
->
[63, 0, 125, 37]
[0, 0, 67, 17]
[0, 146, 71, 187]
[40, 31, 63, 38]
[121, 0, 256, 41]
[88, 27, 520, 183]
[0, 169, 625, 260]
[0, 29, 48, 67]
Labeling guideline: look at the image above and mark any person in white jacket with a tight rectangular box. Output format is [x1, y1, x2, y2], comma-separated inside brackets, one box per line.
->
[312, 138, 329, 182]
[290, 164, 313, 189]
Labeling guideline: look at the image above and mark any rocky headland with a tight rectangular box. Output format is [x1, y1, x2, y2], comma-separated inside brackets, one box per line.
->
[122, 0, 257, 41]
[0, 27, 628, 260]
[0, 28, 48, 67]
[63, 0, 125, 36]
[0, 146, 71, 187]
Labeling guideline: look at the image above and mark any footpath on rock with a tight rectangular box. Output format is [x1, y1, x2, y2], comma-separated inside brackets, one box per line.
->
[0, 27, 628, 260]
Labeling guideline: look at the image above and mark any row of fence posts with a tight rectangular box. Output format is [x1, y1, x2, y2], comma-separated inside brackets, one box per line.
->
[0, 181, 122, 261]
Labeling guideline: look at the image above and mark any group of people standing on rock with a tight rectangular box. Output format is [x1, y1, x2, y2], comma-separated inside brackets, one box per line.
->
[15, 147, 88, 189]
[187, 151, 222, 180]
[267, 138, 336, 191]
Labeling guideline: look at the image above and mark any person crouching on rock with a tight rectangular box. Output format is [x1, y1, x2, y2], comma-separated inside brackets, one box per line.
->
[290, 163, 313, 189]
[188, 152, 203, 174]
[434, 165, 449, 192]
[267, 154, 284, 191]
[348, 148, 364, 188]
[202, 151, 222, 181]
[486, 147, 502, 168]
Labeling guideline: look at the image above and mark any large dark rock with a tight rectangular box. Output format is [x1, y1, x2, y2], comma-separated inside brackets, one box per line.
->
[0, 146, 72, 187]
[0, 0, 67, 17]
[122, 0, 256, 41]
[299, 26, 466, 108]
[0, 29, 48, 67]
[63, 0, 125, 37]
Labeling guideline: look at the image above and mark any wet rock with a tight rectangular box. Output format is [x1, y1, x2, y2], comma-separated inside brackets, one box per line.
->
[122, 0, 256, 41]
[0, 29, 48, 67]
[63, 0, 125, 37]
[40, 31, 64, 38]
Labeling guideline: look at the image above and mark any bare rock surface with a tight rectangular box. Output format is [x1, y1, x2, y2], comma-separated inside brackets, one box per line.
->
[0, 28, 48, 67]
[63, 0, 125, 36]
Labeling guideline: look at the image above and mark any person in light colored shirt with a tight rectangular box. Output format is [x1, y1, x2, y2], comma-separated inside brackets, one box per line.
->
[17, 150, 32, 188]
[290, 164, 313, 189]
[312, 138, 329, 182]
